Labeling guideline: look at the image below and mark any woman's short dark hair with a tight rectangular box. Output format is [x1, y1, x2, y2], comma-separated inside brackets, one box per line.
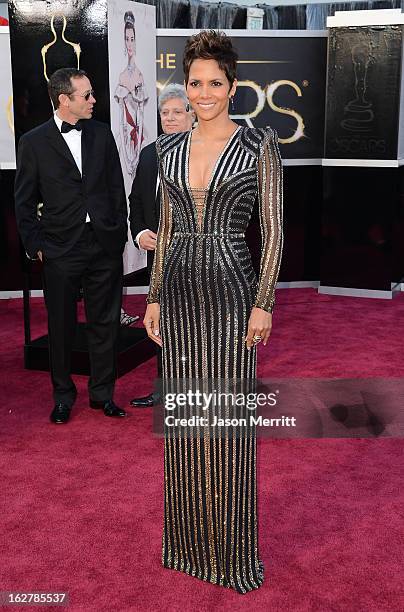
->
[48, 68, 88, 109]
[183, 30, 238, 87]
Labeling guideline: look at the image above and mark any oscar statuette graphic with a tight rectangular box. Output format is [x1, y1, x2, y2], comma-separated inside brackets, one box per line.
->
[6, 95, 13, 135]
[325, 25, 402, 160]
[41, 14, 81, 82]
[341, 42, 374, 133]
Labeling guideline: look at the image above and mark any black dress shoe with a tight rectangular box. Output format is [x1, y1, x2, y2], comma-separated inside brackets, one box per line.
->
[50, 403, 71, 424]
[89, 399, 126, 417]
[130, 393, 156, 408]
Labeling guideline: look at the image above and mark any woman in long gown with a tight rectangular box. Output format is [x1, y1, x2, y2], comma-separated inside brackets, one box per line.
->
[144, 30, 283, 594]
[114, 10, 148, 179]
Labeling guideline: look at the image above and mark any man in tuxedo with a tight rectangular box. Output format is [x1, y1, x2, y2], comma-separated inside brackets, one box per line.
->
[129, 84, 194, 408]
[15, 68, 127, 423]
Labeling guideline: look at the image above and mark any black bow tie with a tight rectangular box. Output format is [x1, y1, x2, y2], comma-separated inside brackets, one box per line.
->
[61, 121, 82, 134]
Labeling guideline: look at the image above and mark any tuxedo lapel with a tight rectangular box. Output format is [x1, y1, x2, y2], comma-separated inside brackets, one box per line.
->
[81, 119, 95, 179]
[45, 119, 81, 178]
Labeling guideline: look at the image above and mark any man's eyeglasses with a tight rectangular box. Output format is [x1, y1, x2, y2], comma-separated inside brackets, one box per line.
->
[68, 89, 95, 101]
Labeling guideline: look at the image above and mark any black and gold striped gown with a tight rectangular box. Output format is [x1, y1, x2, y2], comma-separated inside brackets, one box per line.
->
[147, 126, 283, 593]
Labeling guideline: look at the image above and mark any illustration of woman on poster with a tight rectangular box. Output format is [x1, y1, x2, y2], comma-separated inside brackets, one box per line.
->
[114, 10, 148, 178]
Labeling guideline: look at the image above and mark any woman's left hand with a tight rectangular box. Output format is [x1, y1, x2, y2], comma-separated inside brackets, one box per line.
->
[245, 307, 272, 349]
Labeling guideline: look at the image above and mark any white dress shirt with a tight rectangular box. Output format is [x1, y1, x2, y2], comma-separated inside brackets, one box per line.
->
[54, 113, 90, 222]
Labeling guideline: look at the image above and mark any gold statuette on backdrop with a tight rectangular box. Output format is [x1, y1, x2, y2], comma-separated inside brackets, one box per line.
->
[41, 14, 81, 82]
[7, 95, 14, 134]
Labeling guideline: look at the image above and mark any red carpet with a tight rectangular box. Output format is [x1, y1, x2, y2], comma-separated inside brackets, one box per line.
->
[1, 289, 403, 611]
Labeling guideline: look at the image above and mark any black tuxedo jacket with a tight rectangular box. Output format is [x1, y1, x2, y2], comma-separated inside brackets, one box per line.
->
[129, 141, 159, 271]
[15, 118, 127, 259]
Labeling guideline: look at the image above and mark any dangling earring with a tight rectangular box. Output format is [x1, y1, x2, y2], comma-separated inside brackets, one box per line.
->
[230, 96, 235, 111]
[185, 103, 190, 112]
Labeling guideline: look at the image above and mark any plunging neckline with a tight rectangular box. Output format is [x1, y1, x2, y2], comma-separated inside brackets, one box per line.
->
[186, 125, 241, 192]
[186, 125, 241, 231]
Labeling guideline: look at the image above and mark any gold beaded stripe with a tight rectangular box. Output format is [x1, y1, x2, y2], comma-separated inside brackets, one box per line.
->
[191, 188, 206, 231]
[148, 127, 283, 593]
[181, 269, 200, 574]
[254, 129, 284, 313]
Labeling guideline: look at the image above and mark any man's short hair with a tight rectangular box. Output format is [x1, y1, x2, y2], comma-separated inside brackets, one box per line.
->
[48, 68, 88, 109]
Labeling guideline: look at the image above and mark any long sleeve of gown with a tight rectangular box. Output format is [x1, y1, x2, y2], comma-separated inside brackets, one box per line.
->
[147, 158, 172, 304]
[253, 128, 283, 313]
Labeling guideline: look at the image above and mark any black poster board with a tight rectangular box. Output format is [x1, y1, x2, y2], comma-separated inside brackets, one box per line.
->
[325, 25, 403, 160]
[8, 0, 110, 141]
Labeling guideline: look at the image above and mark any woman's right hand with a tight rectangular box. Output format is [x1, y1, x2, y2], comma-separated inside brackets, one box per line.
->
[143, 303, 162, 347]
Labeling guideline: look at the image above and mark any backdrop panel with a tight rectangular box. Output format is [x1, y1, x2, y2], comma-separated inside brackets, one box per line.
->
[325, 24, 403, 161]
[108, 0, 156, 274]
[321, 10, 404, 296]
[320, 165, 404, 293]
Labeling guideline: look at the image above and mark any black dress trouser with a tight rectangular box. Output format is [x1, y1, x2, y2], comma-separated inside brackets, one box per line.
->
[42, 224, 123, 406]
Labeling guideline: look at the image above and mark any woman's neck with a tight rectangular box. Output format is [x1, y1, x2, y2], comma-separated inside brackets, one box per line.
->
[195, 113, 236, 141]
